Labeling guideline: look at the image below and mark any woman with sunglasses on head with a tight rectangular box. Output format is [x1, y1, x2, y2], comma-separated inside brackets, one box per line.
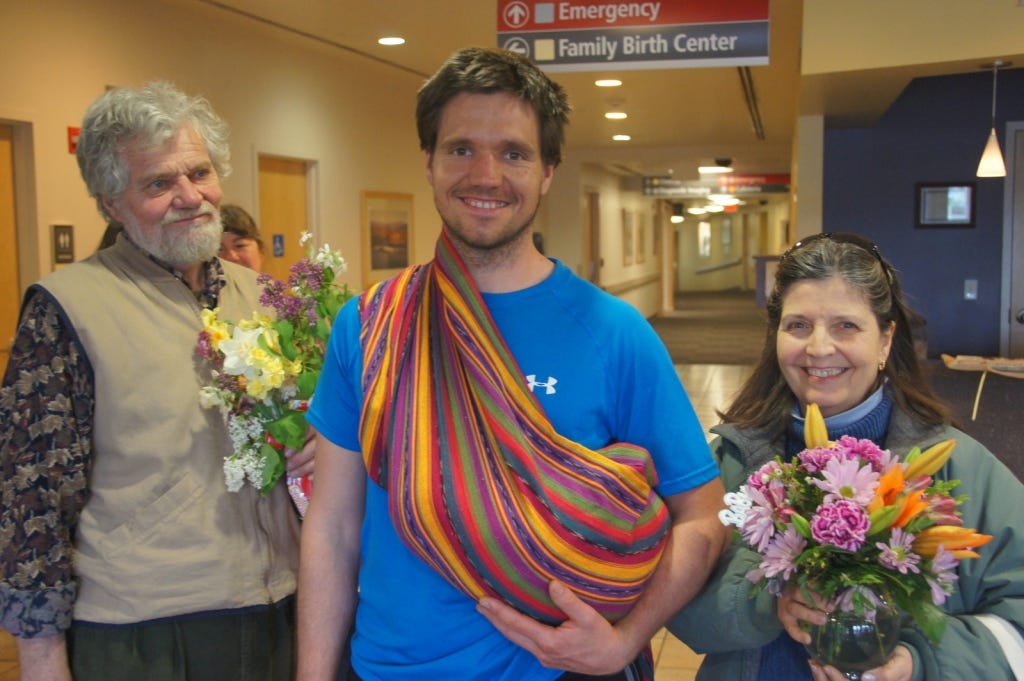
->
[668, 233, 1024, 680]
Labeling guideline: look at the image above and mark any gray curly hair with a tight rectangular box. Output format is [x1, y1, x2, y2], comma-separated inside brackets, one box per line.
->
[75, 81, 231, 219]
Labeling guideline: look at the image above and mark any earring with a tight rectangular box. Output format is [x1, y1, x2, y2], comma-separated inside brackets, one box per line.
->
[878, 359, 887, 371]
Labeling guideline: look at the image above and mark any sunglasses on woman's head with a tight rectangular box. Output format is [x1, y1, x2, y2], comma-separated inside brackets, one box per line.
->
[782, 232, 894, 286]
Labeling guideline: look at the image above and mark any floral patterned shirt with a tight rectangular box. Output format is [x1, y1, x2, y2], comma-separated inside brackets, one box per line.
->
[0, 247, 225, 637]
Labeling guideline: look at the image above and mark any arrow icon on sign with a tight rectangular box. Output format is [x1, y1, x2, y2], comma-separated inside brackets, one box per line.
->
[504, 1, 529, 28]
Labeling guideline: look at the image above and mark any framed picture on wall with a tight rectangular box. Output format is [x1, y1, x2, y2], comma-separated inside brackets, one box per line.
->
[915, 182, 975, 228]
[362, 191, 413, 287]
[622, 209, 634, 265]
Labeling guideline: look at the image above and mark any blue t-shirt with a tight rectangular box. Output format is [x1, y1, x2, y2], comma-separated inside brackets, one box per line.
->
[308, 259, 717, 681]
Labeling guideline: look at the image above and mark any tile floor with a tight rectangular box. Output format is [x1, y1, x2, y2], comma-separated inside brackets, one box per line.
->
[0, 363, 752, 681]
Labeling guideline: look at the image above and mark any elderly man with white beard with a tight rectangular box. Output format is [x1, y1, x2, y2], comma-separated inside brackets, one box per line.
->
[0, 82, 309, 681]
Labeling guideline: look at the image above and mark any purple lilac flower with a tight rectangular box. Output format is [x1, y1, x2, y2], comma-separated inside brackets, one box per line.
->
[811, 456, 879, 506]
[926, 546, 959, 606]
[290, 258, 325, 293]
[757, 526, 807, 581]
[876, 527, 922, 574]
[810, 499, 870, 551]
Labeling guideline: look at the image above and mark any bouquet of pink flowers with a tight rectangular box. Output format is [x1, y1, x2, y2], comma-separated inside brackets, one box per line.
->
[196, 233, 352, 512]
[720, 404, 992, 643]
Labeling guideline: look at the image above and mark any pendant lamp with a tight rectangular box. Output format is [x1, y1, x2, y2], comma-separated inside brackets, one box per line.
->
[976, 60, 1010, 178]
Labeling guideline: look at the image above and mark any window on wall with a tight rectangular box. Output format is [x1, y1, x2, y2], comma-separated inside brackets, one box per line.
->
[699, 221, 711, 257]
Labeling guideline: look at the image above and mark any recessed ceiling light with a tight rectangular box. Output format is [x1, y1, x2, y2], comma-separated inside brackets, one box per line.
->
[378, 36, 405, 46]
[698, 165, 733, 175]
[612, 134, 631, 141]
[687, 206, 707, 215]
[709, 194, 741, 206]
[704, 204, 726, 213]
[604, 112, 628, 120]
[595, 79, 622, 87]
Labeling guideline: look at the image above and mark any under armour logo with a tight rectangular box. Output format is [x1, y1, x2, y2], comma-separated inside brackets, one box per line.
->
[526, 374, 558, 395]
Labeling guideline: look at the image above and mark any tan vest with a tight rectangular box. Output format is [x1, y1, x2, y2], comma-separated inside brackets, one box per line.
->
[39, 237, 300, 624]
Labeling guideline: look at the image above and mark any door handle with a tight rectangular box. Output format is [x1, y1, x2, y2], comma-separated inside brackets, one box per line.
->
[1017, 309, 1024, 324]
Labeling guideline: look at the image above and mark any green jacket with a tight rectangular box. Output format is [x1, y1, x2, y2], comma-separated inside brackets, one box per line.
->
[668, 406, 1024, 680]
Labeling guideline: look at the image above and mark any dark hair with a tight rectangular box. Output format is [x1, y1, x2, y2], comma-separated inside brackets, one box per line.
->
[416, 47, 571, 167]
[722, 233, 950, 437]
[97, 221, 124, 250]
[220, 204, 263, 250]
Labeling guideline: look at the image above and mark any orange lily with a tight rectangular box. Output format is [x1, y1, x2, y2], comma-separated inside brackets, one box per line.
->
[893, 489, 928, 528]
[913, 525, 993, 559]
[869, 465, 905, 514]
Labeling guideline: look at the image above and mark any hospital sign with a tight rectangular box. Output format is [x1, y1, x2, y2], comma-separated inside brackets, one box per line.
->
[497, 0, 770, 72]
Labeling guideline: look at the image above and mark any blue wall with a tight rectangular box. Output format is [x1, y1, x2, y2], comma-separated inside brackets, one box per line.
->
[823, 68, 1024, 357]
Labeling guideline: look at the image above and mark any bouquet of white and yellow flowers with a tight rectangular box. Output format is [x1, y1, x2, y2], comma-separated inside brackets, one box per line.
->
[196, 233, 352, 511]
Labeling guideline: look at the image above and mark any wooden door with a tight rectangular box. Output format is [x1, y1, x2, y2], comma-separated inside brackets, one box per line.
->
[0, 125, 20, 374]
[257, 155, 309, 285]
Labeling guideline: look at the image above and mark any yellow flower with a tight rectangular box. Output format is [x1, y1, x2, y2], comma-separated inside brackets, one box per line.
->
[201, 308, 231, 347]
[803, 403, 832, 449]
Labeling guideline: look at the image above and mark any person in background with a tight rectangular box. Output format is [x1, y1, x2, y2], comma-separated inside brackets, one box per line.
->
[219, 203, 265, 271]
[0, 81, 309, 681]
[296, 47, 730, 681]
[668, 233, 1024, 680]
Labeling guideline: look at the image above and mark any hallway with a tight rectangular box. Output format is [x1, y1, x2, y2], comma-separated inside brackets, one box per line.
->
[649, 290, 766, 366]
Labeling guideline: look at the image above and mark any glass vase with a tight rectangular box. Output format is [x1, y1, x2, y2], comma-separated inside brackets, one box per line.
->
[802, 594, 901, 680]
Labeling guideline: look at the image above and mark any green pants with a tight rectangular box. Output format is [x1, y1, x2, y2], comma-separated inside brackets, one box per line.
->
[67, 597, 295, 681]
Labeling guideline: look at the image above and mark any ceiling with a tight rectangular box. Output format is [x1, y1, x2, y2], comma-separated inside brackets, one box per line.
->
[197, 0, 1018, 184]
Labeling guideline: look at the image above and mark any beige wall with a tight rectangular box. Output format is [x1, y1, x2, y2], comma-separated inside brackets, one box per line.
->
[0, 0, 433, 292]
[802, 0, 1024, 75]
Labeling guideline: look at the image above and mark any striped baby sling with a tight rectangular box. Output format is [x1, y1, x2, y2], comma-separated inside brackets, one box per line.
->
[358, 232, 670, 625]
